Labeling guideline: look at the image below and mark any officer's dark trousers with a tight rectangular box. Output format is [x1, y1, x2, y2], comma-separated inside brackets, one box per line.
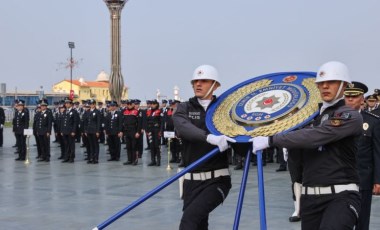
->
[149, 128, 160, 164]
[180, 176, 231, 230]
[38, 134, 50, 160]
[288, 149, 303, 200]
[16, 134, 26, 159]
[136, 132, 143, 158]
[57, 133, 65, 158]
[125, 130, 137, 163]
[170, 138, 181, 161]
[87, 133, 99, 161]
[301, 191, 361, 230]
[63, 134, 75, 160]
[34, 134, 42, 158]
[108, 134, 120, 160]
[357, 189, 372, 230]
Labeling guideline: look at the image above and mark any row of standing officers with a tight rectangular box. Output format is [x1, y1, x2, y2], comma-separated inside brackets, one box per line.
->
[11, 97, 182, 166]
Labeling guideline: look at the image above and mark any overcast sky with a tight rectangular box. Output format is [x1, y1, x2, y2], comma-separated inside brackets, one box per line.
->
[1, 0, 380, 101]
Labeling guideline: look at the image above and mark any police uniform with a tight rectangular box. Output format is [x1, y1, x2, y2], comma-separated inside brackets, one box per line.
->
[105, 101, 123, 161]
[269, 99, 362, 229]
[81, 101, 91, 160]
[133, 99, 144, 158]
[13, 100, 30, 161]
[84, 99, 101, 164]
[165, 100, 182, 163]
[123, 100, 142, 165]
[146, 100, 162, 166]
[143, 100, 152, 150]
[55, 103, 66, 159]
[173, 95, 232, 229]
[33, 105, 42, 158]
[60, 98, 79, 163]
[346, 82, 380, 230]
[160, 99, 168, 145]
[36, 100, 53, 162]
[98, 102, 107, 144]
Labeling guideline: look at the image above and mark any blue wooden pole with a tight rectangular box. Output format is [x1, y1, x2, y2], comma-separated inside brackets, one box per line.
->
[256, 150, 267, 230]
[233, 149, 252, 229]
[92, 148, 220, 230]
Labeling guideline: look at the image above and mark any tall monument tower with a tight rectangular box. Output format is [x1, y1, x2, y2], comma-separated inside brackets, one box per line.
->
[104, 0, 128, 104]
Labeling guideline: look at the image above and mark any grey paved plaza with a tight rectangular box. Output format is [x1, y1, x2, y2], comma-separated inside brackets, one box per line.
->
[1, 127, 380, 230]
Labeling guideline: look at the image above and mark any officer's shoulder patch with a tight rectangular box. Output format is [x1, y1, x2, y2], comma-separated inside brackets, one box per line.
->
[363, 110, 380, 119]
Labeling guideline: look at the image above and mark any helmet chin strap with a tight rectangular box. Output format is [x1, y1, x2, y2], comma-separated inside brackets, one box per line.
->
[201, 81, 217, 100]
[334, 81, 344, 101]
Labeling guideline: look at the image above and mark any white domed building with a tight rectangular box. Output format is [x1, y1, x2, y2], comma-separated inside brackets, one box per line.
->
[52, 70, 128, 103]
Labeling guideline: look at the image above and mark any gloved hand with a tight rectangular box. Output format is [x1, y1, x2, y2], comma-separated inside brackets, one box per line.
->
[283, 148, 288, 162]
[248, 136, 269, 153]
[0, 124, 3, 129]
[206, 134, 236, 152]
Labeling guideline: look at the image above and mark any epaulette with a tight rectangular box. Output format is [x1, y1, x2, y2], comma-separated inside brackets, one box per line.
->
[364, 110, 380, 119]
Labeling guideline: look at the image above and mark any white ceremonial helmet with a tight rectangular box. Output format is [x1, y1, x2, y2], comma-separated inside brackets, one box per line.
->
[191, 65, 221, 86]
[315, 61, 351, 84]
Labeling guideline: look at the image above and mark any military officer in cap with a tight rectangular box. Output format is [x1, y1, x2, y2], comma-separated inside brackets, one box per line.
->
[84, 99, 101, 164]
[365, 94, 380, 115]
[61, 98, 79, 163]
[251, 61, 362, 229]
[13, 100, 30, 161]
[36, 99, 53, 162]
[345, 81, 380, 230]
[105, 101, 123, 161]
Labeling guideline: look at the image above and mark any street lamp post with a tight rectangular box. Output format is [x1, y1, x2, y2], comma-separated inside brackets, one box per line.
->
[68, 41, 75, 99]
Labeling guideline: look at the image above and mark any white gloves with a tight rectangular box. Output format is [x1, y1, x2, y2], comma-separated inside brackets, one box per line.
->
[0, 124, 3, 129]
[283, 148, 288, 161]
[249, 136, 269, 153]
[206, 134, 236, 152]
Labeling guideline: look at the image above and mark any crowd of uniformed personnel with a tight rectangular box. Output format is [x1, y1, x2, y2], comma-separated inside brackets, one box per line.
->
[10, 97, 183, 166]
[4, 74, 380, 229]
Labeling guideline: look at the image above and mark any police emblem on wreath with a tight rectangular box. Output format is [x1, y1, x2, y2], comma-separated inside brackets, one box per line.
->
[206, 72, 320, 142]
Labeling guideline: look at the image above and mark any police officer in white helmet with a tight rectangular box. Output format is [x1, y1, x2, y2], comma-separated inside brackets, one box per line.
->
[173, 64, 236, 229]
[251, 61, 362, 229]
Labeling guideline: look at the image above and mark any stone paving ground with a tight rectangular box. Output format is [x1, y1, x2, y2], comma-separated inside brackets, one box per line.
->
[0, 127, 380, 230]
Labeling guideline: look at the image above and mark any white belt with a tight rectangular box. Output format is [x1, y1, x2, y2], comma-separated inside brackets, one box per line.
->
[302, 183, 359, 195]
[184, 168, 230, 181]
